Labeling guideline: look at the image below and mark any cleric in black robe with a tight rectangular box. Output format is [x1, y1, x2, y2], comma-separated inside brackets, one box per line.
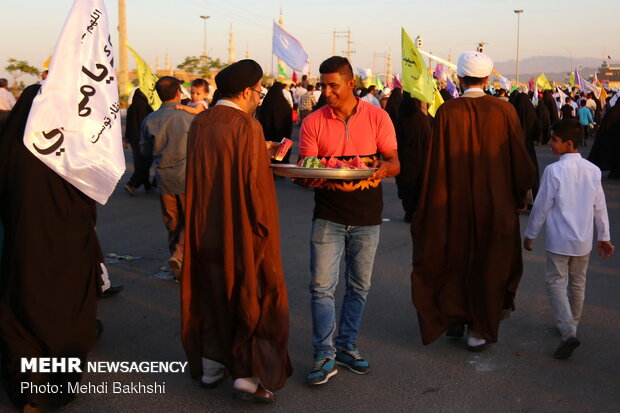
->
[0, 84, 102, 411]
[395, 92, 432, 222]
[384, 87, 403, 126]
[588, 101, 620, 179]
[258, 82, 292, 163]
[512, 93, 541, 198]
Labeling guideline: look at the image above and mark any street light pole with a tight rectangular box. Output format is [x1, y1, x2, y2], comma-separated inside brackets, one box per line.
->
[200, 15, 210, 68]
[562, 47, 573, 74]
[514, 9, 523, 85]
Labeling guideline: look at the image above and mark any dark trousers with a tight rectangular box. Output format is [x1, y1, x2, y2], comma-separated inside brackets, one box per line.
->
[396, 178, 420, 222]
[582, 125, 589, 146]
[127, 140, 153, 189]
[0, 110, 10, 133]
[160, 194, 185, 261]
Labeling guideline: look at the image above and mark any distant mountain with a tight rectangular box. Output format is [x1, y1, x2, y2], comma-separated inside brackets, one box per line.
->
[494, 56, 603, 75]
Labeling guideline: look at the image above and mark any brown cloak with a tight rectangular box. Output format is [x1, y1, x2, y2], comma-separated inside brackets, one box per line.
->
[411, 95, 536, 345]
[181, 105, 292, 390]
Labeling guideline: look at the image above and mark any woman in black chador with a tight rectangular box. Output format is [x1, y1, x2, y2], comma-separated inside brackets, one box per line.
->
[0, 84, 102, 411]
[394, 92, 432, 222]
[258, 82, 293, 163]
[589, 101, 620, 179]
[512, 93, 542, 198]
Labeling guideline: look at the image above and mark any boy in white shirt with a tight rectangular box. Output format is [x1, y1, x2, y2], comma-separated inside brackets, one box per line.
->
[523, 119, 614, 359]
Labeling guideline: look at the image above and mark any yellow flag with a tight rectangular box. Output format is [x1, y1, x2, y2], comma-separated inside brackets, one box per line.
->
[536, 73, 552, 91]
[427, 88, 444, 117]
[401, 28, 436, 103]
[126, 43, 161, 110]
[43, 56, 52, 70]
[569, 72, 575, 88]
[597, 80, 607, 105]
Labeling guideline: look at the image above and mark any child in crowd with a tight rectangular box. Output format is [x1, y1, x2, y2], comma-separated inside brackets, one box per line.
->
[175, 78, 209, 115]
[523, 119, 614, 359]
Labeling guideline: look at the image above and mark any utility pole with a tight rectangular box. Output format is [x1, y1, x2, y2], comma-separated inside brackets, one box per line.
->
[373, 52, 388, 81]
[387, 52, 393, 86]
[118, 0, 129, 98]
[333, 29, 355, 61]
[345, 30, 354, 61]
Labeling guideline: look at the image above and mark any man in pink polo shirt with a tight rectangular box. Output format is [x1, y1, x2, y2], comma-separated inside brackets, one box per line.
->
[298, 56, 399, 386]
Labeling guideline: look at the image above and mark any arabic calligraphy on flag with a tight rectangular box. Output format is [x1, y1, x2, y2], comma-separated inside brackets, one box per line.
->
[23, 0, 125, 205]
[401, 28, 436, 104]
[126, 43, 161, 110]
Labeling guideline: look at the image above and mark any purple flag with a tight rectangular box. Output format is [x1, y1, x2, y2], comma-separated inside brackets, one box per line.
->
[434, 63, 445, 80]
[393, 75, 403, 89]
[446, 77, 459, 98]
[574, 70, 582, 88]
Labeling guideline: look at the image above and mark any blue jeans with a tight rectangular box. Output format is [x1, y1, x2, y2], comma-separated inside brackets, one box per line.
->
[309, 219, 380, 359]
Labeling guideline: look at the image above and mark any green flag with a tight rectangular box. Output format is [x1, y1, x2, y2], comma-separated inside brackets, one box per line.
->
[401, 28, 436, 103]
[375, 76, 384, 90]
[278, 62, 288, 78]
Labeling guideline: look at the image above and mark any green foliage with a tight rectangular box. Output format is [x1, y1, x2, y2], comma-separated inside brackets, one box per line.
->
[5, 58, 40, 81]
[177, 56, 227, 77]
[5, 59, 40, 92]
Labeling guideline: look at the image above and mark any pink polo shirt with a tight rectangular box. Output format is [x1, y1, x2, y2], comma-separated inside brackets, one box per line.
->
[299, 98, 397, 157]
[298, 98, 397, 226]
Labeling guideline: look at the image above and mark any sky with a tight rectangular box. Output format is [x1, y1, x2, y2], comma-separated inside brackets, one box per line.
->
[2, 0, 619, 84]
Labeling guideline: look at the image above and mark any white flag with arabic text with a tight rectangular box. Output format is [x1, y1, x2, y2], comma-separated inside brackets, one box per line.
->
[23, 0, 125, 205]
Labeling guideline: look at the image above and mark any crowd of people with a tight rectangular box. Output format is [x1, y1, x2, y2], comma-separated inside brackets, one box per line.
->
[0, 50, 618, 410]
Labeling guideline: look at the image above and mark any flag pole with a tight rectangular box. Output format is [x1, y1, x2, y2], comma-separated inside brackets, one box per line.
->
[271, 20, 274, 76]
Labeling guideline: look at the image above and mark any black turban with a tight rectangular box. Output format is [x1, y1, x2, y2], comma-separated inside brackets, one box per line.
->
[215, 59, 263, 95]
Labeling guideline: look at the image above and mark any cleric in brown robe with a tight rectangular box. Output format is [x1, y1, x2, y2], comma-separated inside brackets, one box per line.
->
[181, 59, 292, 403]
[411, 51, 536, 351]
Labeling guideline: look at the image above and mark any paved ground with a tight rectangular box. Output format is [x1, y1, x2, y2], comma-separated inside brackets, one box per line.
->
[1, 137, 619, 412]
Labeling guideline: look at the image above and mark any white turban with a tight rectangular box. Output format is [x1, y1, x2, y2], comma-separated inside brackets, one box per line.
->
[457, 51, 494, 78]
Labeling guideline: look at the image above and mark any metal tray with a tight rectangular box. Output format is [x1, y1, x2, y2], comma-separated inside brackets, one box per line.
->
[271, 164, 376, 179]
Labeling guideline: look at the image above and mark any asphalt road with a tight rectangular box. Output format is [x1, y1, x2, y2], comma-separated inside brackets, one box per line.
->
[2, 138, 618, 413]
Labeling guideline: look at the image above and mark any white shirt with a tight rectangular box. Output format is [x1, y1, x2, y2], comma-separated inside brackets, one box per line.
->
[524, 153, 611, 256]
[361, 93, 380, 107]
[570, 101, 579, 113]
[216, 99, 243, 111]
[0, 88, 16, 111]
[282, 89, 293, 108]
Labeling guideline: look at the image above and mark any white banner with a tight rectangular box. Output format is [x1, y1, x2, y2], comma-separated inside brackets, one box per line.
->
[23, 0, 125, 205]
[498, 75, 512, 91]
[272, 22, 309, 74]
[357, 68, 373, 79]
